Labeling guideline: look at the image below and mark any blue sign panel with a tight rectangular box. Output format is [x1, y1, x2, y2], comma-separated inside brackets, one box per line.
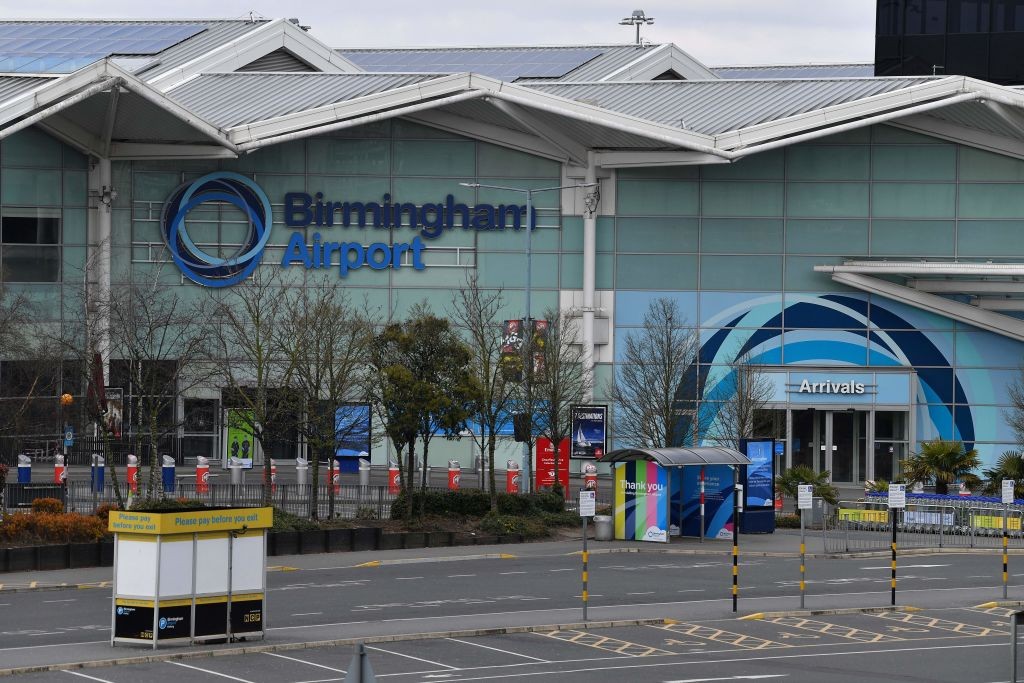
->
[681, 465, 736, 539]
[335, 403, 371, 473]
[744, 440, 775, 508]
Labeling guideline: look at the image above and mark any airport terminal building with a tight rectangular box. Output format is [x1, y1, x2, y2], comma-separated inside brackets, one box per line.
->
[3, 16, 1024, 486]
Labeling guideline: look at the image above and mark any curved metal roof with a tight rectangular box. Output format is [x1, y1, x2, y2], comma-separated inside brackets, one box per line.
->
[603, 447, 750, 467]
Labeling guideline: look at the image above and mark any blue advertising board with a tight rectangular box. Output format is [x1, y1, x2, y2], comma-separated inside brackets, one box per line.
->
[680, 465, 736, 539]
[743, 440, 775, 508]
[335, 403, 371, 473]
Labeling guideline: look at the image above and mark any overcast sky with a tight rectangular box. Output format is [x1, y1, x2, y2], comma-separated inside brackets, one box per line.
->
[4, 0, 877, 66]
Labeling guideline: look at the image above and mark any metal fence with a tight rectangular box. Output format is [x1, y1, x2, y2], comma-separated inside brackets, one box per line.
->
[4, 480, 609, 520]
[824, 498, 1024, 553]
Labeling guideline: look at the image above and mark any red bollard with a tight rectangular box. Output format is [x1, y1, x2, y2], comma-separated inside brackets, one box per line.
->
[54, 454, 66, 484]
[126, 454, 138, 493]
[583, 462, 598, 492]
[448, 461, 461, 490]
[388, 464, 401, 494]
[196, 456, 210, 494]
[506, 460, 521, 494]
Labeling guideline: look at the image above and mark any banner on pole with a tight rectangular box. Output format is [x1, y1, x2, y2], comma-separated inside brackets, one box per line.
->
[569, 405, 607, 460]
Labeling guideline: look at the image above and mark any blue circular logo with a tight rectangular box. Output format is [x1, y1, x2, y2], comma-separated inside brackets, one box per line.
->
[162, 172, 272, 288]
[116, 606, 124, 616]
[158, 617, 168, 629]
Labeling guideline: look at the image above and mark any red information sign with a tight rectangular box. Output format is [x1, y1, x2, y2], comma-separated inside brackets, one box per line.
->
[535, 437, 570, 493]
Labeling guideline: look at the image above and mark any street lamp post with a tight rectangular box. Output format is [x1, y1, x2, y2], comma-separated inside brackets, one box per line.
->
[460, 181, 597, 494]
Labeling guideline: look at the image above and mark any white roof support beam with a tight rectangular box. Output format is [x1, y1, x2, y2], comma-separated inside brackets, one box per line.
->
[909, 279, 1024, 294]
[100, 85, 120, 157]
[405, 109, 567, 162]
[37, 114, 106, 157]
[0, 77, 120, 142]
[891, 113, 1024, 161]
[108, 142, 237, 160]
[599, 43, 719, 81]
[975, 298, 1024, 311]
[487, 97, 589, 165]
[816, 261, 1024, 276]
[594, 150, 730, 167]
[986, 101, 1024, 138]
[826, 271, 1024, 341]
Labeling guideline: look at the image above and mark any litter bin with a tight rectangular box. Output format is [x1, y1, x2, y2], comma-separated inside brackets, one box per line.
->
[594, 515, 613, 541]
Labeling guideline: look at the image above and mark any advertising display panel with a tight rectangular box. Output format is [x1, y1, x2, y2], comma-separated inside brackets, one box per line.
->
[335, 403, 372, 473]
[225, 409, 255, 469]
[535, 437, 570, 491]
[570, 405, 607, 459]
[613, 461, 670, 543]
[743, 440, 775, 508]
[681, 465, 736, 539]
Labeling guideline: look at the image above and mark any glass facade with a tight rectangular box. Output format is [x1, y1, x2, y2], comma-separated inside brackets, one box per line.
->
[3, 120, 1024, 478]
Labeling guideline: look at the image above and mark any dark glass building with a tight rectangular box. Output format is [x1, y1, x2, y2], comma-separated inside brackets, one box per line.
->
[876, 0, 1024, 84]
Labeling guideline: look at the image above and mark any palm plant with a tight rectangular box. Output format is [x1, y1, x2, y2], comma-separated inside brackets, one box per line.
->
[775, 465, 840, 512]
[983, 450, 1024, 498]
[901, 439, 981, 495]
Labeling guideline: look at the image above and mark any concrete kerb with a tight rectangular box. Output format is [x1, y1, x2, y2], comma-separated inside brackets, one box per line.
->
[739, 605, 922, 620]
[0, 617, 668, 678]
[353, 552, 517, 567]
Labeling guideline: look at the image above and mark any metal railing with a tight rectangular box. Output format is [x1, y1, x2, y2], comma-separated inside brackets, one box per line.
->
[824, 499, 1024, 553]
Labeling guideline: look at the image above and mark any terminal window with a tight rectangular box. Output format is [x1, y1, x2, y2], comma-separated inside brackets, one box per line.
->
[0, 209, 60, 282]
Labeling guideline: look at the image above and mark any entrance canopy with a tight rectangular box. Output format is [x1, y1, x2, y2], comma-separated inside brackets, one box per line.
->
[603, 447, 750, 467]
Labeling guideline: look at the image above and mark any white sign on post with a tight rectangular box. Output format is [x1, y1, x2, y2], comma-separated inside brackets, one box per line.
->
[1003, 480, 1016, 505]
[579, 489, 596, 517]
[888, 483, 906, 509]
[797, 484, 814, 510]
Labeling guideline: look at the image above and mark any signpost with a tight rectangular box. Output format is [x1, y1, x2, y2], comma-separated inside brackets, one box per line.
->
[797, 484, 813, 609]
[579, 488, 596, 621]
[888, 483, 906, 606]
[1004, 480, 1015, 600]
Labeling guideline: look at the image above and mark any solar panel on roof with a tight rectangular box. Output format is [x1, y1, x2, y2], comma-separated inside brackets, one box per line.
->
[340, 48, 604, 81]
[0, 23, 205, 73]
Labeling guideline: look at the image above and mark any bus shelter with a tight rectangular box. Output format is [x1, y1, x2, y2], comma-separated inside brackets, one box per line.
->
[603, 447, 751, 542]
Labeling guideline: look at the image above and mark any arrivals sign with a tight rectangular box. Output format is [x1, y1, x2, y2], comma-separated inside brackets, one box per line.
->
[163, 172, 531, 288]
[613, 461, 670, 543]
[570, 405, 607, 460]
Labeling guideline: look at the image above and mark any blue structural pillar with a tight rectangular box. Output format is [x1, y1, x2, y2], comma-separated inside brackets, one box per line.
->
[17, 453, 31, 483]
[162, 455, 176, 493]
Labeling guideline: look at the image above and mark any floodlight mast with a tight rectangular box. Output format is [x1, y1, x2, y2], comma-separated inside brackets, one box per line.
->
[619, 9, 655, 45]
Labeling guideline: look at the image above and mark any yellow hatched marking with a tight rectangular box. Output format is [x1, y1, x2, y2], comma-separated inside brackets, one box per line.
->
[872, 611, 1008, 637]
[537, 629, 673, 657]
[657, 622, 789, 650]
[765, 617, 901, 643]
[967, 606, 1016, 618]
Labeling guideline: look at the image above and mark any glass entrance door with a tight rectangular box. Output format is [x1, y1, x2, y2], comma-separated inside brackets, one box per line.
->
[830, 410, 866, 483]
[789, 408, 866, 482]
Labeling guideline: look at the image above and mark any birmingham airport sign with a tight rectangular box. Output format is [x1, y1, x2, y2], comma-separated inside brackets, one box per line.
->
[162, 172, 533, 288]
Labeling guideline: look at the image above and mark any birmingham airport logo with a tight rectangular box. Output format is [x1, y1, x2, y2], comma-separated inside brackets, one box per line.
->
[162, 172, 273, 288]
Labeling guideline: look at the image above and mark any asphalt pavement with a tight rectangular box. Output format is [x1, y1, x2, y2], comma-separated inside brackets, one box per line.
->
[3, 532, 1024, 676]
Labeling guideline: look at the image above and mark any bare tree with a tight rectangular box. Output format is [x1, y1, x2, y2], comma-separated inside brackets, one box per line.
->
[448, 276, 514, 507]
[278, 285, 375, 519]
[703, 350, 774, 450]
[526, 307, 590, 494]
[104, 275, 215, 503]
[607, 298, 702, 448]
[209, 271, 299, 507]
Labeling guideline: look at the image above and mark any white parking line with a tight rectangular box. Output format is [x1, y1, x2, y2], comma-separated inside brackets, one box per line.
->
[366, 645, 458, 669]
[499, 571, 527, 575]
[291, 612, 323, 617]
[168, 661, 257, 682]
[628, 592, 655, 595]
[550, 568, 574, 572]
[447, 637, 550, 662]
[62, 672, 115, 683]
[43, 599, 77, 603]
[449, 574, 476, 578]
[396, 577, 423, 581]
[264, 651, 346, 672]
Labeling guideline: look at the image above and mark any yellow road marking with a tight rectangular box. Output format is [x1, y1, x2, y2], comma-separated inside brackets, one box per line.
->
[537, 629, 673, 657]
[872, 611, 1008, 637]
[765, 617, 901, 643]
[656, 622, 789, 650]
